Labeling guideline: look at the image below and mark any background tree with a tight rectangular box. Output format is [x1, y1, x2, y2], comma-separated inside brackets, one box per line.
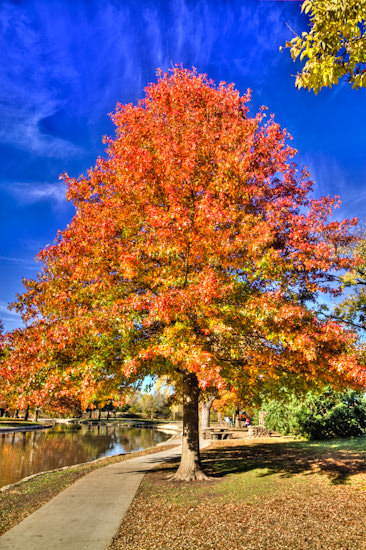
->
[139, 391, 170, 419]
[336, 232, 366, 332]
[261, 393, 302, 436]
[200, 387, 219, 429]
[210, 389, 243, 426]
[123, 392, 142, 417]
[123, 389, 171, 418]
[43, 396, 83, 418]
[2, 67, 365, 481]
[285, 0, 366, 93]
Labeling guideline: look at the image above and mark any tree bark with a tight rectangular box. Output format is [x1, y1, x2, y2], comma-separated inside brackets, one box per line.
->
[200, 396, 216, 429]
[24, 404, 30, 421]
[33, 408, 39, 422]
[234, 408, 240, 428]
[172, 371, 210, 481]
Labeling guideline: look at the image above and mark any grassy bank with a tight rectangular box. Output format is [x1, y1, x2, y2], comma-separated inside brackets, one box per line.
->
[109, 437, 366, 550]
[0, 418, 42, 429]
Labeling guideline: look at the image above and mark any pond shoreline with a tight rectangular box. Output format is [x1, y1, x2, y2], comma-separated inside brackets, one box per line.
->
[0, 424, 53, 433]
[0, 419, 181, 434]
[0, 421, 181, 489]
[0, 434, 181, 493]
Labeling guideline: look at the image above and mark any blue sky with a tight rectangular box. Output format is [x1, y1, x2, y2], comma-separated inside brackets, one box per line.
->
[1, 0, 365, 332]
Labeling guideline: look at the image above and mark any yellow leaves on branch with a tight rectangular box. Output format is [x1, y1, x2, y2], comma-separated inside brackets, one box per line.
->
[284, 0, 366, 93]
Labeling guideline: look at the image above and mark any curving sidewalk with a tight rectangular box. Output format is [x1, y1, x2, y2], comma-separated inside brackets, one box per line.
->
[0, 439, 210, 550]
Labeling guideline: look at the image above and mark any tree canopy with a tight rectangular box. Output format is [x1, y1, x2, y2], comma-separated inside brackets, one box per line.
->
[1, 67, 365, 479]
[285, 0, 366, 93]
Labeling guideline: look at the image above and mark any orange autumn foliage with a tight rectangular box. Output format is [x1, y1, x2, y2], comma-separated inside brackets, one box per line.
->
[2, 67, 365, 412]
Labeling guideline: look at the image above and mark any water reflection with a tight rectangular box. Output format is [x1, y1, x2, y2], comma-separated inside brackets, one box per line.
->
[0, 423, 170, 488]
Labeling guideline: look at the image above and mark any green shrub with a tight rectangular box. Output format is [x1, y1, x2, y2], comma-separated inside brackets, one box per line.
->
[263, 387, 366, 440]
[297, 388, 366, 440]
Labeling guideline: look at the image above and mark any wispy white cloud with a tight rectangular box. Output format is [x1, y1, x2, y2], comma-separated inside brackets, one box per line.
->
[0, 301, 23, 322]
[0, 1, 151, 157]
[0, 301, 25, 332]
[0, 3, 84, 157]
[236, 2, 290, 73]
[302, 152, 366, 222]
[3, 181, 67, 206]
[170, 0, 223, 65]
[0, 0, 294, 163]
[145, 0, 294, 85]
[0, 256, 39, 269]
[0, 108, 84, 158]
[0, 303, 20, 317]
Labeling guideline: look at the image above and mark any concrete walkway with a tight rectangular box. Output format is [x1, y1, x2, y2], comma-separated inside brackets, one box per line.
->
[0, 440, 202, 550]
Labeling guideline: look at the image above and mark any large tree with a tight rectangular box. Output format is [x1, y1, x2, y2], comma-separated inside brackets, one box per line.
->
[3, 67, 366, 480]
[285, 0, 366, 93]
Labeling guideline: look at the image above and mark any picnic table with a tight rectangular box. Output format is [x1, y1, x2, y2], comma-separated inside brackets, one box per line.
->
[202, 427, 235, 440]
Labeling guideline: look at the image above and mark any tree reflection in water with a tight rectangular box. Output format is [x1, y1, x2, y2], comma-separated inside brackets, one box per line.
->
[0, 424, 170, 487]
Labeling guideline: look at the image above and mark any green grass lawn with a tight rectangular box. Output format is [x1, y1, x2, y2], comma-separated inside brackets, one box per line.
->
[109, 437, 366, 550]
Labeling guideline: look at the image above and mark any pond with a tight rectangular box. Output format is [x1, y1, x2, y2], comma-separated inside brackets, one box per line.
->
[0, 423, 171, 488]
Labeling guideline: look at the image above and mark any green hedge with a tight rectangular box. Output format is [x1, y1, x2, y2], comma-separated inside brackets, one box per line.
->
[263, 388, 366, 440]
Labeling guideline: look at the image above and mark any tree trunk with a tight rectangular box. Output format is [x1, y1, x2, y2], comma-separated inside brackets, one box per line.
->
[33, 408, 39, 422]
[172, 372, 210, 481]
[200, 396, 215, 429]
[98, 409, 102, 421]
[24, 404, 30, 421]
[234, 408, 240, 428]
[258, 411, 265, 426]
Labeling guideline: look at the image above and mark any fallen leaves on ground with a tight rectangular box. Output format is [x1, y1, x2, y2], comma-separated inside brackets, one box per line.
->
[110, 438, 366, 550]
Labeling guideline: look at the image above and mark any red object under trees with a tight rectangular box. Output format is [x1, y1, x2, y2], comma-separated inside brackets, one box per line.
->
[2, 67, 365, 480]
